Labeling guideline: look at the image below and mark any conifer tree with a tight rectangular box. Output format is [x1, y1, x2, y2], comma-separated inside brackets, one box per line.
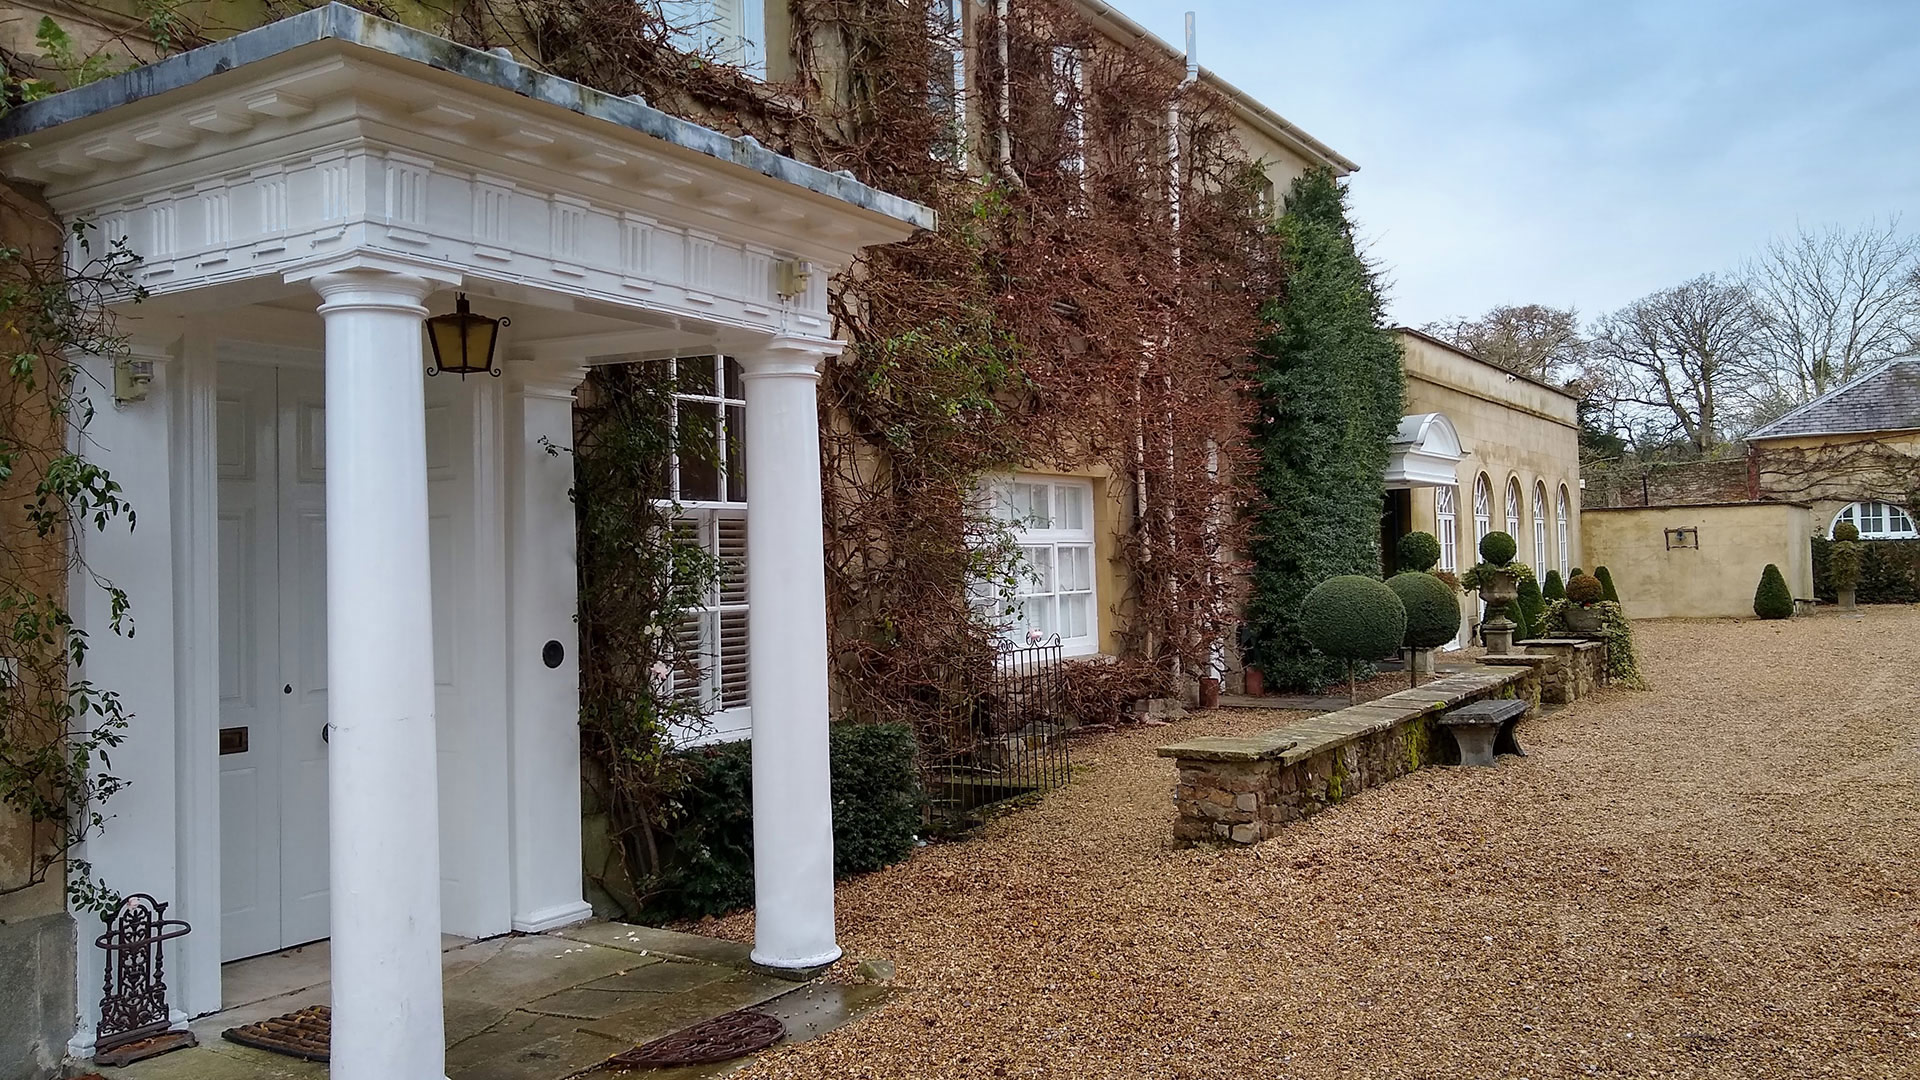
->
[1245, 169, 1405, 690]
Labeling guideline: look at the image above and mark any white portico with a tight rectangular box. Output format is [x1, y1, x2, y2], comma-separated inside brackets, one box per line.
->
[0, 7, 930, 1076]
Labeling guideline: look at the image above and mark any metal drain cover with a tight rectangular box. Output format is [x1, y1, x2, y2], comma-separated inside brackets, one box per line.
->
[603, 1009, 785, 1068]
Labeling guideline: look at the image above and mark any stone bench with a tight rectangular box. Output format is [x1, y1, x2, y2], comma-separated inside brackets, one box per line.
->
[1437, 698, 1528, 766]
[1158, 665, 1540, 844]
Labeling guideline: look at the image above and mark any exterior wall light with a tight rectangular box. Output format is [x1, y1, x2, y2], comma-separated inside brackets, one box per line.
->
[425, 293, 508, 378]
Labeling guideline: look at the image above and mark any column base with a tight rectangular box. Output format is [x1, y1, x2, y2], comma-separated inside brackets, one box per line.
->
[750, 944, 843, 982]
[511, 901, 594, 934]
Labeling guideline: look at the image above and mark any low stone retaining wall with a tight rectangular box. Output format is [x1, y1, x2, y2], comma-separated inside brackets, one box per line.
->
[1482, 638, 1606, 704]
[1157, 665, 1541, 845]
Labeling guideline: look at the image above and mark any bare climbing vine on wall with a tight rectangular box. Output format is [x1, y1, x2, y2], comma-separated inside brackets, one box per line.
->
[431, 0, 1278, 736]
[0, 212, 147, 912]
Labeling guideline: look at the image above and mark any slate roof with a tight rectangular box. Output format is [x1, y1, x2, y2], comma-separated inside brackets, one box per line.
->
[1748, 356, 1920, 440]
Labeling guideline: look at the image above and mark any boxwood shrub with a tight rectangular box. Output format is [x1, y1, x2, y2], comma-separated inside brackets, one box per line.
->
[1754, 563, 1794, 620]
[645, 722, 923, 921]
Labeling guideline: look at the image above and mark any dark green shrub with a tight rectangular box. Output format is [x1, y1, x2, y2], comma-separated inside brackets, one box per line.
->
[830, 722, 923, 876]
[1570, 566, 1583, 579]
[1386, 571, 1460, 650]
[1542, 569, 1565, 601]
[1833, 521, 1860, 542]
[1754, 564, 1794, 620]
[1508, 593, 1533, 639]
[1810, 535, 1920, 603]
[1595, 565, 1620, 603]
[646, 722, 923, 920]
[1299, 575, 1407, 662]
[1479, 530, 1517, 566]
[1517, 575, 1546, 634]
[1565, 573, 1604, 606]
[1396, 531, 1441, 573]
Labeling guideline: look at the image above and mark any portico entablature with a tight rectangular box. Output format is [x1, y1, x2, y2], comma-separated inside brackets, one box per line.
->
[0, 4, 932, 340]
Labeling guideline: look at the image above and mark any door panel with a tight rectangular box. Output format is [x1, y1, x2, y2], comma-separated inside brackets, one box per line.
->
[216, 363, 281, 961]
[216, 361, 331, 960]
[277, 367, 330, 946]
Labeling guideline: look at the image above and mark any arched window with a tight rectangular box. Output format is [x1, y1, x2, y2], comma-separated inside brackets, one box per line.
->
[1532, 481, 1549, 570]
[1473, 474, 1493, 556]
[1504, 476, 1523, 553]
[1436, 486, 1459, 571]
[1556, 486, 1571, 577]
[1832, 501, 1918, 540]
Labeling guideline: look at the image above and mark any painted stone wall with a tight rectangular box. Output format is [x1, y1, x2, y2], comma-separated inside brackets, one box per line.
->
[1397, 331, 1583, 580]
[1581, 502, 1816, 619]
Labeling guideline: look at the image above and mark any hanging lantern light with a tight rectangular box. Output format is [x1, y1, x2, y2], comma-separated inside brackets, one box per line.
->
[425, 293, 508, 378]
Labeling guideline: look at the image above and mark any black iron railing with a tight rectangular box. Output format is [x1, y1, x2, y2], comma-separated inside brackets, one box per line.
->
[922, 638, 1073, 826]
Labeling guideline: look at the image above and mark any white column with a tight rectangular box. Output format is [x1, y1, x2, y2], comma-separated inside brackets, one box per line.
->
[740, 337, 842, 972]
[504, 361, 593, 933]
[312, 269, 447, 1080]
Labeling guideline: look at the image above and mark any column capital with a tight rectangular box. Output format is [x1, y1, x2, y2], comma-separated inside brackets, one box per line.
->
[735, 335, 844, 379]
[306, 268, 443, 315]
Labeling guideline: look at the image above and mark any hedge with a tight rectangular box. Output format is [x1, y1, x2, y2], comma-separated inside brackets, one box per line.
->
[645, 722, 923, 921]
[1809, 535, 1920, 605]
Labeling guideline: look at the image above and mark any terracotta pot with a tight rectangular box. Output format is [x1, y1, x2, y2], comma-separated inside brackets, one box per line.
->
[1243, 666, 1264, 697]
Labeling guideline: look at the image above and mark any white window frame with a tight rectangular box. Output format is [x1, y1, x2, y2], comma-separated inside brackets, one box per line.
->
[1435, 485, 1459, 572]
[656, 354, 752, 743]
[1050, 45, 1087, 181]
[1532, 481, 1549, 571]
[656, 0, 766, 79]
[931, 0, 969, 164]
[1473, 474, 1493, 555]
[1505, 476, 1523, 558]
[1556, 485, 1571, 577]
[1833, 500, 1918, 540]
[985, 475, 1100, 658]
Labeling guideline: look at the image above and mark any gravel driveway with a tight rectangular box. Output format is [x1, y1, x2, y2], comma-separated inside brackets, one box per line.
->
[721, 610, 1920, 1079]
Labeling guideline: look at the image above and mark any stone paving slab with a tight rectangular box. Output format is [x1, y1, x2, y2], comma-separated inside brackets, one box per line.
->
[552, 920, 755, 967]
[94, 923, 825, 1080]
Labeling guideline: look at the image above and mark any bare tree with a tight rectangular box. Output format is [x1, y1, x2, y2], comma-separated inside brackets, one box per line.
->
[1745, 219, 1920, 400]
[1590, 275, 1760, 454]
[1422, 303, 1586, 382]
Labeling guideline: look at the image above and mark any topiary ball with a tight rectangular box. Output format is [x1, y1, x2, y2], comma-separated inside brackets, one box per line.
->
[1833, 521, 1860, 542]
[1396, 531, 1442, 572]
[1386, 571, 1461, 651]
[1754, 563, 1794, 620]
[1595, 565, 1620, 603]
[1300, 575, 1408, 663]
[1542, 569, 1566, 601]
[1479, 530, 1517, 566]
[1565, 572, 1605, 606]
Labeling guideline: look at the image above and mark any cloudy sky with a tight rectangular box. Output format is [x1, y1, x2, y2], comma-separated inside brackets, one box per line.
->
[1123, 0, 1920, 328]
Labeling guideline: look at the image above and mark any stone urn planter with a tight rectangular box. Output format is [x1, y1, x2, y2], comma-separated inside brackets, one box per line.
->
[1838, 585, 1857, 612]
[1564, 604, 1604, 636]
[1478, 567, 1519, 654]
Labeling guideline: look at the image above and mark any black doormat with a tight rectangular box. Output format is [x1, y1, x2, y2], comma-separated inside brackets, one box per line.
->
[598, 1009, 785, 1069]
[222, 1003, 331, 1062]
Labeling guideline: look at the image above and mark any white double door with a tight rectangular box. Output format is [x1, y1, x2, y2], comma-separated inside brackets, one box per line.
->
[218, 361, 331, 961]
